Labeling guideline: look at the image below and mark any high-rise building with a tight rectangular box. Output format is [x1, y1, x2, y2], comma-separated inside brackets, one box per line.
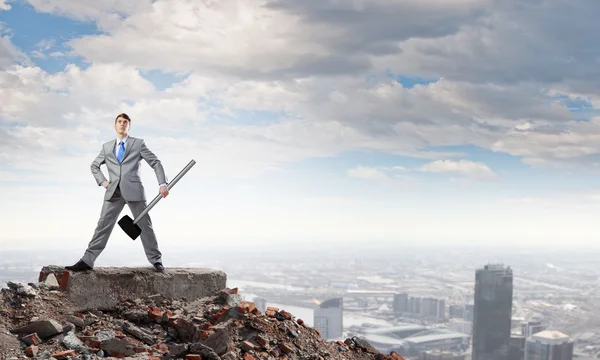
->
[421, 297, 438, 318]
[525, 330, 574, 360]
[464, 304, 474, 321]
[393, 293, 409, 313]
[472, 264, 513, 360]
[437, 299, 446, 321]
[313, 297, 343, 340]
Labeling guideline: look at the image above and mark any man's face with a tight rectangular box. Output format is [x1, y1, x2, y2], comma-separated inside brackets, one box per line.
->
[115, 117, 129, 135]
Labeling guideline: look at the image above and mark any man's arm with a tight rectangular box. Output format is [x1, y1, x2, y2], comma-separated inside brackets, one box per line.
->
[140, 140, 168, 185]
[91, 147, 108, 186]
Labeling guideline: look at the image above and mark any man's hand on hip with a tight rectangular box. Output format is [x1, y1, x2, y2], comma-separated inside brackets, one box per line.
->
[159, 185, 169, 198]
[102, 180, 108, 189]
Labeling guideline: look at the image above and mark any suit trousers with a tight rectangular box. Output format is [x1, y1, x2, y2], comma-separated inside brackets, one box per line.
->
[81, 185, 162, 267]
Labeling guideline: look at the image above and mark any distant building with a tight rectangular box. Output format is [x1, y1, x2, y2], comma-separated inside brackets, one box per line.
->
[522, 320, 546, 338]
[421, 297, 439, 318]
[449, 305, 465, 318]
[253, 296, 267, 313]
[393, 293, 409, 313]
[313, 297, 343, 340]
[449, 319, 472, 335]
[464, 304, 474, 321]
[510, 335, 526, 360]
[525, 330, 574, 360]
[472, 264, 513, 360]
[437, 299, 446, 321]
[420, 349, 469, 360]
[403, 329, 470, 357]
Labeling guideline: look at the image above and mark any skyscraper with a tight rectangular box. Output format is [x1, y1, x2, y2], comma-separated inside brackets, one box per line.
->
[472, 264, 513, 360]
[313, 297, 343, 340]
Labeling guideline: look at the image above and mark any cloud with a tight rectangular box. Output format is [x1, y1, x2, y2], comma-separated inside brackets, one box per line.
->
[24, 0, 489, 79]
[348, 165, 391, 181]
[0, 0, 11, 11]
[25, 0, 154, 31]
[375, 1, 600, 93]
[4, 0, 600, 177]
[419, 159, 498, 180]
[347, 165, 411, 189]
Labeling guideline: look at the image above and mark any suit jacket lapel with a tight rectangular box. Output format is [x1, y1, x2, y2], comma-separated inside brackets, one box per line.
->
[107, 140, 118, 162]
[122, 137, 135, 162]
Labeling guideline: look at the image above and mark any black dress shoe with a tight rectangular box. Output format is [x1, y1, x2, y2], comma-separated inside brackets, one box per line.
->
[65, 260, 92, 272]
[153, 263, 164, 273]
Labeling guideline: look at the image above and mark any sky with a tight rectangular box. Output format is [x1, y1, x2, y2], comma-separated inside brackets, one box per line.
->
[2, 0, 600, 252]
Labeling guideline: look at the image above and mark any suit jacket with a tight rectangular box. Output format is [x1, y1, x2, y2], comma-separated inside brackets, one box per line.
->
[91, 136, 167, 202]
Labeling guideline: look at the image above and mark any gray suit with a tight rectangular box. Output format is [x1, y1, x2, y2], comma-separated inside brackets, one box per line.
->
[80, 135, 167, 267]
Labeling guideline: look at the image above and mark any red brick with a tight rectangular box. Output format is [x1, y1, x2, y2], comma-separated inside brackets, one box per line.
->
[255, 334, 269, 347]
[153, 342, 169, 353]
[148, 306, 163, 321]
[25, 345, 39, 357]
[244, 353, 255, 360]
[51, 350, 77, 359]
[211, 309, 227, 322]
[297, 318, 304, 325]
[265, 310, 276, 317]
[238, 301, 256, 314]
[201, 330, 215, 339]
[280, 342, 293, 354]
[58, 270, 69, 290]
[279, 310, 292, 320]
[267, 306, 279, 312]
[110, 352, 129, 358]
[390, 352, 405, 360]
[241, 340, 256, 351]
[186, 355, 202, 360]
[20, 333, 41, 345]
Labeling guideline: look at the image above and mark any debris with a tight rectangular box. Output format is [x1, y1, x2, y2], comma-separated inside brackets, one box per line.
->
[0, 276, 406, 360]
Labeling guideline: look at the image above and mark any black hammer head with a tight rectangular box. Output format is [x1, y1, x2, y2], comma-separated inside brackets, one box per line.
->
[118, 215, 141, 240]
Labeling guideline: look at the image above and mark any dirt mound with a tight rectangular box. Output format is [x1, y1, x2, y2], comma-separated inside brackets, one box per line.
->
[0, 278, 405, 360]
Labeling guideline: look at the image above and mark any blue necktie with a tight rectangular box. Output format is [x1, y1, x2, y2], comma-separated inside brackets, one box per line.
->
[117, 141, 125, 163]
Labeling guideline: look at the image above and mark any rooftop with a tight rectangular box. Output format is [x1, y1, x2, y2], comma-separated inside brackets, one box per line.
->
[405, 329, 469, 345]
[531, 330, 573, 345]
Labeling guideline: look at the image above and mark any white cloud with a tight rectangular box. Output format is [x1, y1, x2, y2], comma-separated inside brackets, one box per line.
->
[0, 0, 11, 11]
[25, 0, 154, 31]
[348, 165, 391, 181]
[419, 159, 498, 180]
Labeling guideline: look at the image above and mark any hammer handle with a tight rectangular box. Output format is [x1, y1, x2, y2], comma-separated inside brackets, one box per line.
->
[132, 159, 196, 225]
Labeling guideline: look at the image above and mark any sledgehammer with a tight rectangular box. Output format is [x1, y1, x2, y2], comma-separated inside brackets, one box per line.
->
[118, 159, 196, 240]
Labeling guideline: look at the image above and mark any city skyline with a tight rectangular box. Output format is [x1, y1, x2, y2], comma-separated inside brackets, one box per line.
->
[0, 244, 588, 358]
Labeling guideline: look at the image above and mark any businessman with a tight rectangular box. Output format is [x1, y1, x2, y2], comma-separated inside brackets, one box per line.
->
[66, 113, 168, 273]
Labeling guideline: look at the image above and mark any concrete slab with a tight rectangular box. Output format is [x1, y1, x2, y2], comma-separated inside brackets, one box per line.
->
[40, 267, 227, 311]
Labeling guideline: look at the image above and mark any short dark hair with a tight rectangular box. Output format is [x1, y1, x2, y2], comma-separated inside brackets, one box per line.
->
[115, 113, 131, 123]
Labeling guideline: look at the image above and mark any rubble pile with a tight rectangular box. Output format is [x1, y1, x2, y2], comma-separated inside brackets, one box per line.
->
[1, 277, 405, 360]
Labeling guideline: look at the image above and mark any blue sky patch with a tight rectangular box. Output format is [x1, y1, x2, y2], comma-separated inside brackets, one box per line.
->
[1, 1, 97, 73]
